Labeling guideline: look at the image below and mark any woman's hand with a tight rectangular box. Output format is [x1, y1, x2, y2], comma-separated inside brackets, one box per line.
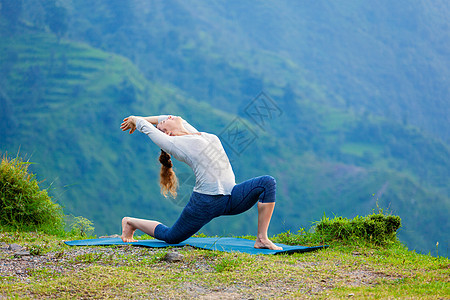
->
[121, 116, 137, 134]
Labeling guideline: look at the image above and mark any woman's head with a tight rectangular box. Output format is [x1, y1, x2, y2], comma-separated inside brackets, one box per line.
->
[156, 116, 184, 136]
[159, 149, 178, 198]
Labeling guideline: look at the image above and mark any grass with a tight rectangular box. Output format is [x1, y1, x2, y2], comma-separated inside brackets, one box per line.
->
[0, 229, 448, 299]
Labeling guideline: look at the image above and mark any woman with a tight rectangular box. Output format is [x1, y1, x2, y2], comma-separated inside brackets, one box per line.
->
[120, 114, 282, 250]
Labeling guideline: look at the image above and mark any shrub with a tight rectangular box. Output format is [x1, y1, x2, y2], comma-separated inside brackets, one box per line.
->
[0, 154, 64, 234]
[315, 212, 401, 246]
[67, 215, 95, 237]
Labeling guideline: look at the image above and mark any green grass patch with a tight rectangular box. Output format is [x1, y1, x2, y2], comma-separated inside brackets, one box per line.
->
[213, 255, 243, 272]
[0, 229, 448, 299]
[316, 212, 401, 246]
[273, 211, 402, 249]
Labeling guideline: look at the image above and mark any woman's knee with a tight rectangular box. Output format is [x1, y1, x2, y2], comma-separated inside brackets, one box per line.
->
[259, 175, 276, 203]
[261, 175, 276, 190]
[265, 175, 276, 184]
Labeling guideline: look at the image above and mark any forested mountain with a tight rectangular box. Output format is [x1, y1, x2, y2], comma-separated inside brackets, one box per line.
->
[1, 0, 448, 256]
[63, 0, 450, 142]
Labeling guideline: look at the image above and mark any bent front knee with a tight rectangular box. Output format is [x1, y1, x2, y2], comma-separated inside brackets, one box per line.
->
[262, 175, 276, 193]
[259, 175, 276, 203]
[263, 175, 276, 187]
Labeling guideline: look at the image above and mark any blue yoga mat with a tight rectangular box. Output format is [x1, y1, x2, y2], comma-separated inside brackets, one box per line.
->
[65, 237, 327, 255]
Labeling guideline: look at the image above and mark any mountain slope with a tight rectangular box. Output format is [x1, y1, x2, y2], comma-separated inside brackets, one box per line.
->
[61, 0, 450, 143]
[0, 6, 449, 256]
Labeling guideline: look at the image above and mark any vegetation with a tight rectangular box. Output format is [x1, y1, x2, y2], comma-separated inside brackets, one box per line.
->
[274, 212, 402, 249]
[0, 2, 448, 258]
[0, 161, 447, 298]
[0, 154, 96, 239]
[0, 2, 446, 297]
[0, 154, 64, 234]
[66, 215, 95, 237]
[316, 213, 401, 246]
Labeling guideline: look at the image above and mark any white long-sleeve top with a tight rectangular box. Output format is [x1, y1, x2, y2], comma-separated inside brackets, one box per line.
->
[135, 116, 236, 195]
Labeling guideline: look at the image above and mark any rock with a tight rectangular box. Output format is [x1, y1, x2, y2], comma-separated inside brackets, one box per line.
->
[14, 251, 31, 258]
[163, 252, 184, 262]
[8, 244, 24, 251]
[54, 251, 65, 259]
[0, 242, 9, 251]
[99, 234, 121, 238]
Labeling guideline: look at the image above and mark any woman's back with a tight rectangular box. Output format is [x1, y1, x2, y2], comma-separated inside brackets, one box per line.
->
[170, 132, 236, 195]
[135, 117, 236, 195]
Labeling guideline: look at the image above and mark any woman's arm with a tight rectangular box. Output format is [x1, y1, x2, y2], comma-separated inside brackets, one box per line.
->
[124, 115, 168, 127]
[121, 116, 173, 152]
[142, 116, 159, 125]
[130, 115, 198, 133]
[121, 115, 170, 133]
[121, 114, 198, 134]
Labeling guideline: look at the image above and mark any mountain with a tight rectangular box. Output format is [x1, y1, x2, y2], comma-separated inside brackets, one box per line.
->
[63, 0, 450, 143]
[1, 0, 449, 256]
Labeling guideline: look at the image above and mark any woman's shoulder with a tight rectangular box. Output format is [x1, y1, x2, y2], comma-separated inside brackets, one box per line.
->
[199, 132, 220, 141]
[175, 132, 220, 149]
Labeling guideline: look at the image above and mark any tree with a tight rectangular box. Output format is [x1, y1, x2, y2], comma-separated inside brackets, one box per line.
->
[44, 0, 68, 40]
[0, 0, 23, 30]
[104, 0, 134, 34]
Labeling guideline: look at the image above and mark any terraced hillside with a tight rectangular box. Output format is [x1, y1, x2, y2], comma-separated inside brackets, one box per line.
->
[1, 20, 448, 257]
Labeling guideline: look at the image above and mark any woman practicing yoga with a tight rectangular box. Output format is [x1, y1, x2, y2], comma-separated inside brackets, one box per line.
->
[120, 114, 282, 250]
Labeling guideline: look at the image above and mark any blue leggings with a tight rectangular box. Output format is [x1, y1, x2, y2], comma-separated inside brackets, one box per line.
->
[154, 175, 276, 244]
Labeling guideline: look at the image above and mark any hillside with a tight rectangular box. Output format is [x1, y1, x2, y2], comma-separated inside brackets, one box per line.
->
[62, 0, 450, 143]
[1, 3, 449, 257]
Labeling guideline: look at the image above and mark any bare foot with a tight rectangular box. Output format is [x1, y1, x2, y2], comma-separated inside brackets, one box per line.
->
[121, 217, 137, 242]
[254, 237, 283, 250]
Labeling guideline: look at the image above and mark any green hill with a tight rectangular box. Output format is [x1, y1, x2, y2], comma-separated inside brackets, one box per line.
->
[63, 0, 450, 143]
[1, 3, 449, 257]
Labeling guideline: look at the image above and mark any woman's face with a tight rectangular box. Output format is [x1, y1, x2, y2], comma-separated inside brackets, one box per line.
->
[157, 116, 182, 135]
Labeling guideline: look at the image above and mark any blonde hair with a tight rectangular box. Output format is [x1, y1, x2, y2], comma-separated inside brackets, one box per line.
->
[158, 150, 178, 198]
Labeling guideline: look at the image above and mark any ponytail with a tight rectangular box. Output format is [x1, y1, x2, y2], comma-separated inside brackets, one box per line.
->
[159, 150, 178, 198]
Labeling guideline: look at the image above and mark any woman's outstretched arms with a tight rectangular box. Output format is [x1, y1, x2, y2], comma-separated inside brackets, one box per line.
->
[142, 116, 159, 125]
[120, 115, 162, 134]
[121, 116, 174, 153]
[128, 115, 199, 133]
